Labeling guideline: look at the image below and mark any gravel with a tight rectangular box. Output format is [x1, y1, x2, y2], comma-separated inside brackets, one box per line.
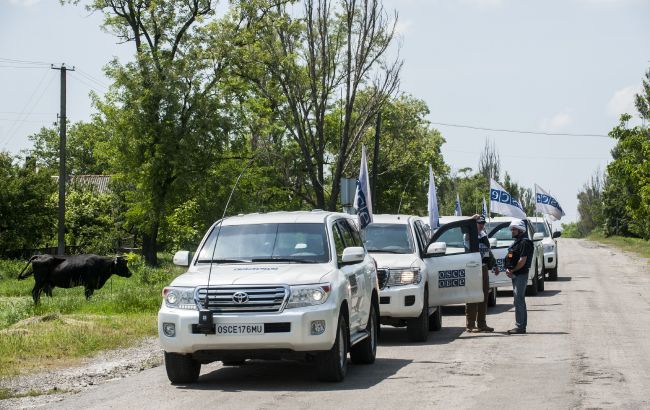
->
[0, 337, 163, 409]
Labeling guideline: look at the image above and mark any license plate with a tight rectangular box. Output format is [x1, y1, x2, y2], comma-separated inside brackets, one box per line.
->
[215, 323, 264, 335]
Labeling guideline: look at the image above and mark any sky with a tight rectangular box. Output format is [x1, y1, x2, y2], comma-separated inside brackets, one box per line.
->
[1, 0, 649, 224]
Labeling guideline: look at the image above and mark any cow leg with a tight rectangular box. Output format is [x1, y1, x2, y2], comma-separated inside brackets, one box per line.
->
[32, 283, 43, 304]
[84, 287, 94, 300]
[44, 284, 53, 297]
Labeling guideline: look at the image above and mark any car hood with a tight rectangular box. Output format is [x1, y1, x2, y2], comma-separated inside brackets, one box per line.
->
[369, 252, 420, 269]
[170, 263, 334, 287]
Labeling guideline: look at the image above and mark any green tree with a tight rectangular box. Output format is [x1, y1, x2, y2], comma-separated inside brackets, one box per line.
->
[576, 170, 605, 236]
[0, 152, 57, 253]
[76, 0, 241, 265]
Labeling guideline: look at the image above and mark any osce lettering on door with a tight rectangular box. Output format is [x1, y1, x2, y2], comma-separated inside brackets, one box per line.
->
[438, 269, 466, 288]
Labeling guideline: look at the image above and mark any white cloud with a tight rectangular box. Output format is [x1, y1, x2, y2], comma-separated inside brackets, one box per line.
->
[10, 0, 42, 6]
[607, 86, 640, 118]
[540, 112, 573, 132]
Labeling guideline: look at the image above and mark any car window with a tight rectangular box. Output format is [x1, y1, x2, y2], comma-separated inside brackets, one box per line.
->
[413, 220, 429, 253]
[362, 223, 415, 254]
[332, 223, 346, 265]
[197, 223, 330, 263]
[489, 225, 514, 248]
[533, 222, 550, 237]
[336, 220, 356, 247]
[435, 225, 472, 255]
[347, 220, 363, 247]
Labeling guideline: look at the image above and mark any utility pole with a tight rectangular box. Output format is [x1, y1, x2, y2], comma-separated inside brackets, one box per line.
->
[51, 64, 74, 256]
[371, 111, 381, 212]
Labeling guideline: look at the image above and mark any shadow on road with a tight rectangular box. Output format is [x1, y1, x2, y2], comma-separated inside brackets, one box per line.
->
[498, 290, 562, 298]
[555, 277, 572, 282]
[177, 357, 412, 392]
[378, 325, 465, 347]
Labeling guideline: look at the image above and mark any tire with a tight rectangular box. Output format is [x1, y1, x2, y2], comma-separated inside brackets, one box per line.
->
[316, 312, 348, 382]
[164, 352, 201, 384]
[487, 287, 497, 307]
[350, 302, 378, 364]
[537, 270, 545, 292]
[407, 289, 429, 342]
[548, 261, 558, 281]
[527, 268, 539, 296]
[428, 305, 442, 331]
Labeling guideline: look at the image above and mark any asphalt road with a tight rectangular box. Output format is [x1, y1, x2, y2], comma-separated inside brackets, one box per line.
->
[44, 239, 650, 409]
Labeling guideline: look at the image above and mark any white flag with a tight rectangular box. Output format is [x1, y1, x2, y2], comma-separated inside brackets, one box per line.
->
[535, 184, 565, 221]
[454, 193, 462, 216]
[490, 179, 526, 219]
[354, 145, 373, 228]
[428, 165, 440, 230]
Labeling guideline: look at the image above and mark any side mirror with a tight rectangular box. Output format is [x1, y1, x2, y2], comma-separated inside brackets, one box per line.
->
[552, 231, 562, 239]
[341, 246, 365, 264]
[488, 238, 497, 248]
[533, 232, 544, 241]
[426, 242, 447, 255]
[173, 250, 192, 267]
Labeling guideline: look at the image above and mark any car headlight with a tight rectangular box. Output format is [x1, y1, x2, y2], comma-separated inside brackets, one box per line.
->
[162, 287, 197, 310]
[543, 244, 555, 253]
[286, 284, 331, 308]
[387, 268, 421, 286]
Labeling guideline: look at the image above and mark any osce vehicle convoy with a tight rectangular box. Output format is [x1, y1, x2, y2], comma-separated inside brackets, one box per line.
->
[365, 215, 485, 342]
[158, 211, 379, 383]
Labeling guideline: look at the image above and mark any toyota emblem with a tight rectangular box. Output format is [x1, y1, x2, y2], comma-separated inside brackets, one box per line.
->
[232, 291, 249, 304]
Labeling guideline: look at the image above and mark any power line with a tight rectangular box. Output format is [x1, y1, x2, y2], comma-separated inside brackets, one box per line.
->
[69, 72, 105, 94]
[0, 57, 50, 65]
[75, 68, 109, 89]
[431, 121, 610, 138]
[444, 148, 610, 161]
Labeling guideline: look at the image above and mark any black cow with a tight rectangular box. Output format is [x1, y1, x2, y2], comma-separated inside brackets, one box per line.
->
[17, 254, 132, 304]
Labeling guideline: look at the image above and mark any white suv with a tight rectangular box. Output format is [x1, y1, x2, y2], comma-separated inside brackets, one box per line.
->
[365, 215, 485, 342]
[158, 211, 379, 383]
[486, 217, 546, 295]
[528, 217, 561, 281]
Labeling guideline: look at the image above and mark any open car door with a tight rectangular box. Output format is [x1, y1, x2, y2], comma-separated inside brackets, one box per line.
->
[487, 222, 516, 288]
[422, 219, 483, 305]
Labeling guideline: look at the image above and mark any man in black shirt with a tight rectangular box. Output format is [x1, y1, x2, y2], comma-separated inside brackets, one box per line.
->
[504, 219, 534, 334]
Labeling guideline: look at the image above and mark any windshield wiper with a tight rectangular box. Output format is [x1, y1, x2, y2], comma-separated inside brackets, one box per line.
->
[251, 257, 317, 264]
[197, 258, 250, 263]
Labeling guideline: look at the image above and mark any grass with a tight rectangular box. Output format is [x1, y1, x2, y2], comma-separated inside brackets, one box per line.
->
[587, 231, 650, 259]
[0, 387, 67, 400]
[0, 254, 184, 379]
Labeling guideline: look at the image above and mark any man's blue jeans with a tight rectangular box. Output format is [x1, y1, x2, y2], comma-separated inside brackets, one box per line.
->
[512, 273, 528, 330]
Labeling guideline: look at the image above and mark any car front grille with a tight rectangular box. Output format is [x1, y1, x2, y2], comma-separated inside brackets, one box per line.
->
[195, 285, 289, 314]
[377, 269, 389, 290]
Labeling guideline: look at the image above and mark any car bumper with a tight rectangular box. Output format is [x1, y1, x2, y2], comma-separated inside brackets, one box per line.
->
[158, 302, 339, 354]
[378, 285, 423, 318]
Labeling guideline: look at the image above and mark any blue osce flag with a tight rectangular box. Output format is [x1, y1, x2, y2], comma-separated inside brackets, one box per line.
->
[481, 197, 488, 218]
[354, 145, 373, 228]
[489, 178, 526, 219]
[535, 184, 565, 221]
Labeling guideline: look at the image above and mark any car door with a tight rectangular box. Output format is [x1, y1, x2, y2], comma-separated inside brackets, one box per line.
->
[333, 219, 363, 332]
[413, 219, 433, 307]
[487, 222, 514, 287]
[422, 219, 483, 305]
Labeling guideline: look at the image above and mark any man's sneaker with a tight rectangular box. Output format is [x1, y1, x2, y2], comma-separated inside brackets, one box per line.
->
[476, 326, 494, 333]
[507, 327, 526, 334]
[466, 327, 476, 333]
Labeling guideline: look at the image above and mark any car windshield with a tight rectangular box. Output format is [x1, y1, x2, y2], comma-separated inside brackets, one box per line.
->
[196, 223, 330, 263]
[533, 222, 550, 237]
[362, 223, 414, 254]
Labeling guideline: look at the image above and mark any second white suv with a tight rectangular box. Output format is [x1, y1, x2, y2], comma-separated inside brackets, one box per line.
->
[158, 211, 379, 383]
[364, 215, 485, 342]
[529, 217, 561, 281]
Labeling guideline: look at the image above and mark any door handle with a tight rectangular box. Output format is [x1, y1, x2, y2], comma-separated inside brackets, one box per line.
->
[466, 262, 480, 268]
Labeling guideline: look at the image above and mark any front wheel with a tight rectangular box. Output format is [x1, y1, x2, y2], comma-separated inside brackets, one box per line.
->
[164, 352, 201, 384]
[487, 287, 497, 307]
[316, 313, 348, 382]
[428, 305, 442, 331]
[407, 289, 429, 342]
[527, 269, 539, 296]
[548, 266, 558, 281]
[537, 270, 545, 292]
[350, 302, 378, 364]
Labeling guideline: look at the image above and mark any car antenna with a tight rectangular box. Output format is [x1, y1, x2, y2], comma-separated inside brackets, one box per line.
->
[197, 153, 258, 334]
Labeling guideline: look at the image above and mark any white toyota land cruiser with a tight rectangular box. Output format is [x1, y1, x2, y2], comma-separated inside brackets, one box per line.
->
[365, 215, 485, 342]
[528, 216, 561, 281]
[158, 211, 379, 384]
